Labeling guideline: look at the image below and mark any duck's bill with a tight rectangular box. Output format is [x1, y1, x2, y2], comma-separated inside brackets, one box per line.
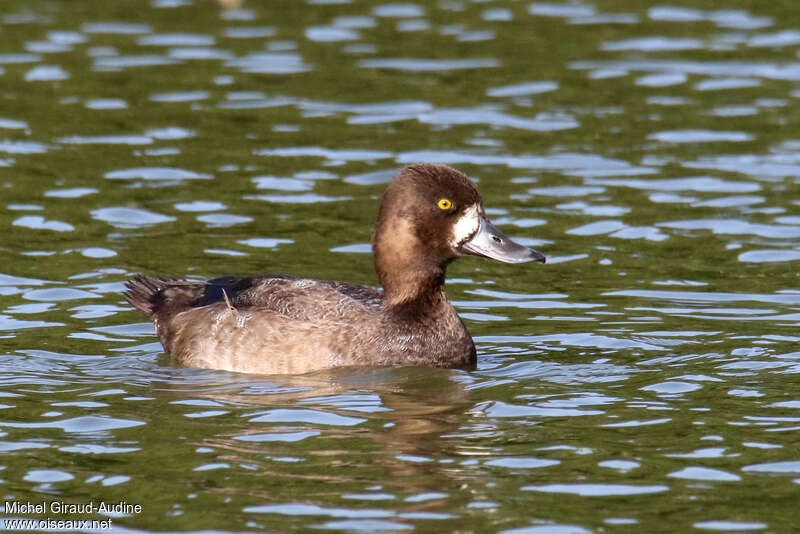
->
[461, 217, 546, 264]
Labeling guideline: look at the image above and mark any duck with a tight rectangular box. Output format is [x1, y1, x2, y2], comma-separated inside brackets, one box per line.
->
[124, 163, 545, 374]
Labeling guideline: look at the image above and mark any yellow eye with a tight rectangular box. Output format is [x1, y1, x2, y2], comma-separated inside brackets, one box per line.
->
[437, 198, 452, 210]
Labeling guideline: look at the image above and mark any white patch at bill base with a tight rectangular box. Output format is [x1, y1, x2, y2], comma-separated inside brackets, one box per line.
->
[452, 204, 481, 246]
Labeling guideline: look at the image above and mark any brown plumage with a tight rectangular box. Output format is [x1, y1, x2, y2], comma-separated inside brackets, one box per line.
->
[124, 163, 545, 375]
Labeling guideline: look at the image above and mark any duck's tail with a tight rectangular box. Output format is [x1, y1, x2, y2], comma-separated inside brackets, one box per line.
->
[124, 275, 232, 318]
[125, 274, 208, 316]
[123, 275, 174, 316]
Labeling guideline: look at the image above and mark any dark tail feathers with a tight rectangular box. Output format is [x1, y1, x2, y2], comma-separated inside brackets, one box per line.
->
[123, 275, 178, 316]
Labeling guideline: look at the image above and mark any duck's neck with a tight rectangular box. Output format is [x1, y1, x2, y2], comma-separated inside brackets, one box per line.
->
[379, 260, 447, 310]
[373, 219, 449, 311]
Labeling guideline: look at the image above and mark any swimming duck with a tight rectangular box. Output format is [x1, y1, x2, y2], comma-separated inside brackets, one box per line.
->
[124, 163, 545, 374]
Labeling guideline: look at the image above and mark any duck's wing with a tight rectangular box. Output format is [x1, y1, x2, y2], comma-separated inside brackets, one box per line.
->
[124, 274, 382, 323]
[214, 275, 382, 320]
[125, 274, 383, 374]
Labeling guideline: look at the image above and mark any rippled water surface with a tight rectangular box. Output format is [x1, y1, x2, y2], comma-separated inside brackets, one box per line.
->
[2, 0, 800, 532]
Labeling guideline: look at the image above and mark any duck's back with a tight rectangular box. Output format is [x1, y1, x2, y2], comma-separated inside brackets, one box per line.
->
[124, 274, 384, 374]
[202, 275, 383, 318]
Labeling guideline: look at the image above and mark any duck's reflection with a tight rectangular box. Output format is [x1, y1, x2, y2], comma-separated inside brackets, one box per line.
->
[207, 366, 471, 450]
[161, 365, 481, 497]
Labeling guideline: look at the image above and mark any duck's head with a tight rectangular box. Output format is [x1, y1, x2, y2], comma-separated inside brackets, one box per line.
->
[373, 164, 544, 302]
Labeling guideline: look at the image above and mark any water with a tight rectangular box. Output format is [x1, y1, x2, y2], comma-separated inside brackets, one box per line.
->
[1, 0, 799, 532]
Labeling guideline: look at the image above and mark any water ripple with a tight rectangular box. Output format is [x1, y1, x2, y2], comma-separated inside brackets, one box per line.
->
[522, 484, 669, 496]
[359, 58, 500, 71]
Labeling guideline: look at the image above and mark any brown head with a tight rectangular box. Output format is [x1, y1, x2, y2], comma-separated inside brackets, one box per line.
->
[372, 163, 545, 307]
